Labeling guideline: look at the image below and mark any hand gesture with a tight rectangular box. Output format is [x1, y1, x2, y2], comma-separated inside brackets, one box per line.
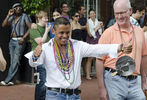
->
[18, 38, 24, 45]
[98, 87, 109, 100]
[142, 82, 147, 91]
[45, 23, 51, 33]
[122, 39, 132, 54]
[34, 43, 42, 57]
[96, 21, 103, 29]
[8, 9, 14, 16]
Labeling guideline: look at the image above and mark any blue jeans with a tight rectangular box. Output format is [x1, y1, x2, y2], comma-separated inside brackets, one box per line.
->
[104, 70, 146, 100]
[35, 64, 46, 100]
[45, 90, 81, 100]
[5, 39, 26, 83]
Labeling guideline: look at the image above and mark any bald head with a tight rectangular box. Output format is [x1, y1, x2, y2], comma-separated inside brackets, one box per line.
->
[113, 0, 132, 28]
[113, 0, 131, 11]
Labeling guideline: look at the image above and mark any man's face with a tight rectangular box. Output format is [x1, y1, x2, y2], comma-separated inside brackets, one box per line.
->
[136, 10, 145, 20]
[14, 6, 22, 14]
[114, 5, 131, 26]
[61, 4, 69, 13]
[80, 7, 85, 15]
[53, 24, 71, 46]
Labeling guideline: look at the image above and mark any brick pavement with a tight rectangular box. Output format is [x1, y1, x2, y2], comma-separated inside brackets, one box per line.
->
[0, 77, 99, 100]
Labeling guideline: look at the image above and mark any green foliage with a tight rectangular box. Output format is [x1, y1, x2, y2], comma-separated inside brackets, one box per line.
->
[21, 0, 50, 16]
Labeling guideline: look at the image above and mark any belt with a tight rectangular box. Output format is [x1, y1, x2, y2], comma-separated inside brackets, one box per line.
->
[47, 87, 81, 95]
[12, 37, 22, 40]
[105, 67, 137, 80]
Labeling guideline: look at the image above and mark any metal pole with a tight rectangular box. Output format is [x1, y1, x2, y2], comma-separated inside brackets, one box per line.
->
[87, 0, 89, 19]
[84, 0, 86, 17]
[96, 0, 98, 19]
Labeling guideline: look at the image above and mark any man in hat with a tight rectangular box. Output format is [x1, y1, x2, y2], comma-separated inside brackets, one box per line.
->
[1, 2, 32, 86]
[96, 0, 147, 100]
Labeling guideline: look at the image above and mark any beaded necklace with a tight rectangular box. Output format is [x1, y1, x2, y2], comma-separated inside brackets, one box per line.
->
[53, 39, 75, 84]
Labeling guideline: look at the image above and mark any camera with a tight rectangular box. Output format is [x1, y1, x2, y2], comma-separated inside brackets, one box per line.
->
[34, 72, 40, 84]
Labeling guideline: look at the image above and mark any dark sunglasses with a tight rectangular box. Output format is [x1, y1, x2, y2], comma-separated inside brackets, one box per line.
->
[74, 15, 79, 17]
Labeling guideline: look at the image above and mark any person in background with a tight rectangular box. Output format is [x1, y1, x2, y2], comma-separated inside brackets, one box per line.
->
[70, 9, 86, 40]
[130, 3, 146, 85]
[31, 8, 62, 39]
[130, 3, 145, 27]
[0, 47, 6, 72]
[78, 5, 88, 42]
[48, 8, 62, 39]
[28, 17, 132, 100]
[143, 15, 147, 44]
[106, 3, 145, 29]
[140, 7, 147, 27]
[78, 5, 88, 77]
[1, 3, 31, 86]
[60, 1, 70, 21]
[86, 8, 104, 80]
[96, 0, 147, 100]
[30, 10, 51, 100]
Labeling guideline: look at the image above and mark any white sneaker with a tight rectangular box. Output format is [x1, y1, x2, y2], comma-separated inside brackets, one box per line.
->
[7, 82, 14, 86]
[0, 81, 7, 86]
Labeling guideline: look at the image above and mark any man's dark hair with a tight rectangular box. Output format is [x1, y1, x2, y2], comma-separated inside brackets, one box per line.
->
[60, 1, 68, 8]
[53, 17, 70, 30]
[132, 3, 145, 13]
[78, 5, 84, 11]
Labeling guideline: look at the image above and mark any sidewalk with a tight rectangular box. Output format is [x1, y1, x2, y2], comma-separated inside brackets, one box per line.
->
[0, 77, 99, 100]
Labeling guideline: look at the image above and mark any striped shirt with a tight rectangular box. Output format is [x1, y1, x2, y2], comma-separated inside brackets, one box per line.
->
[8, 13, 32, 37]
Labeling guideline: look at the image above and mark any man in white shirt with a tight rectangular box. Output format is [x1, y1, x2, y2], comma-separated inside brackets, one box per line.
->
[130, 3, 145, 27]
[28, 17, 132, 100]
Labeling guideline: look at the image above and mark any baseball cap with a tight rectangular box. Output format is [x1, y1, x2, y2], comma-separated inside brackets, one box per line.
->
[12, 3, 22, 9]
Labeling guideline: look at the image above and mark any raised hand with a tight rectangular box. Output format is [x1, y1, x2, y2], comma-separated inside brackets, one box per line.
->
[122, 39, 133, 54]
[34, 42, 42, 57]
[8, 9, 14, 16]
[45, 23, 51, 33]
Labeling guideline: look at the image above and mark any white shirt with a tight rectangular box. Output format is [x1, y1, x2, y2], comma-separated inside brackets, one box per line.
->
[88, 18, 102, 38]
[29, 39, 119, 89]
[130, 16, 140, 27]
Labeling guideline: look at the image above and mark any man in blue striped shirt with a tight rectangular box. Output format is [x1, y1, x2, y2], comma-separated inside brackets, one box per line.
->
[1, 3, 32, 86]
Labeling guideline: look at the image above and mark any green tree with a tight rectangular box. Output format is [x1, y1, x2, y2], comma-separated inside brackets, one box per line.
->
[21, 0, 50, 16]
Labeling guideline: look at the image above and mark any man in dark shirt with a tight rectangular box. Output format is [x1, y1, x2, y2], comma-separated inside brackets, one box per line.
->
[78, 5, 87, 42]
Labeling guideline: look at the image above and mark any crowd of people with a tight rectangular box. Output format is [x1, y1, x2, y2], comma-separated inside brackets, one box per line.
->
[0, 0, 147, 100]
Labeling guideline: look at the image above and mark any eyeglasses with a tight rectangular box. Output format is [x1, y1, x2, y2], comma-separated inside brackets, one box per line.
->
[14, 7, 22, 10]
[114, 9, 128, 16]
[74, 15, 80, 17]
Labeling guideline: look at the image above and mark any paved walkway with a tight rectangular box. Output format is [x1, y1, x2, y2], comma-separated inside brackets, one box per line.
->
[0, 77, 99, 100]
